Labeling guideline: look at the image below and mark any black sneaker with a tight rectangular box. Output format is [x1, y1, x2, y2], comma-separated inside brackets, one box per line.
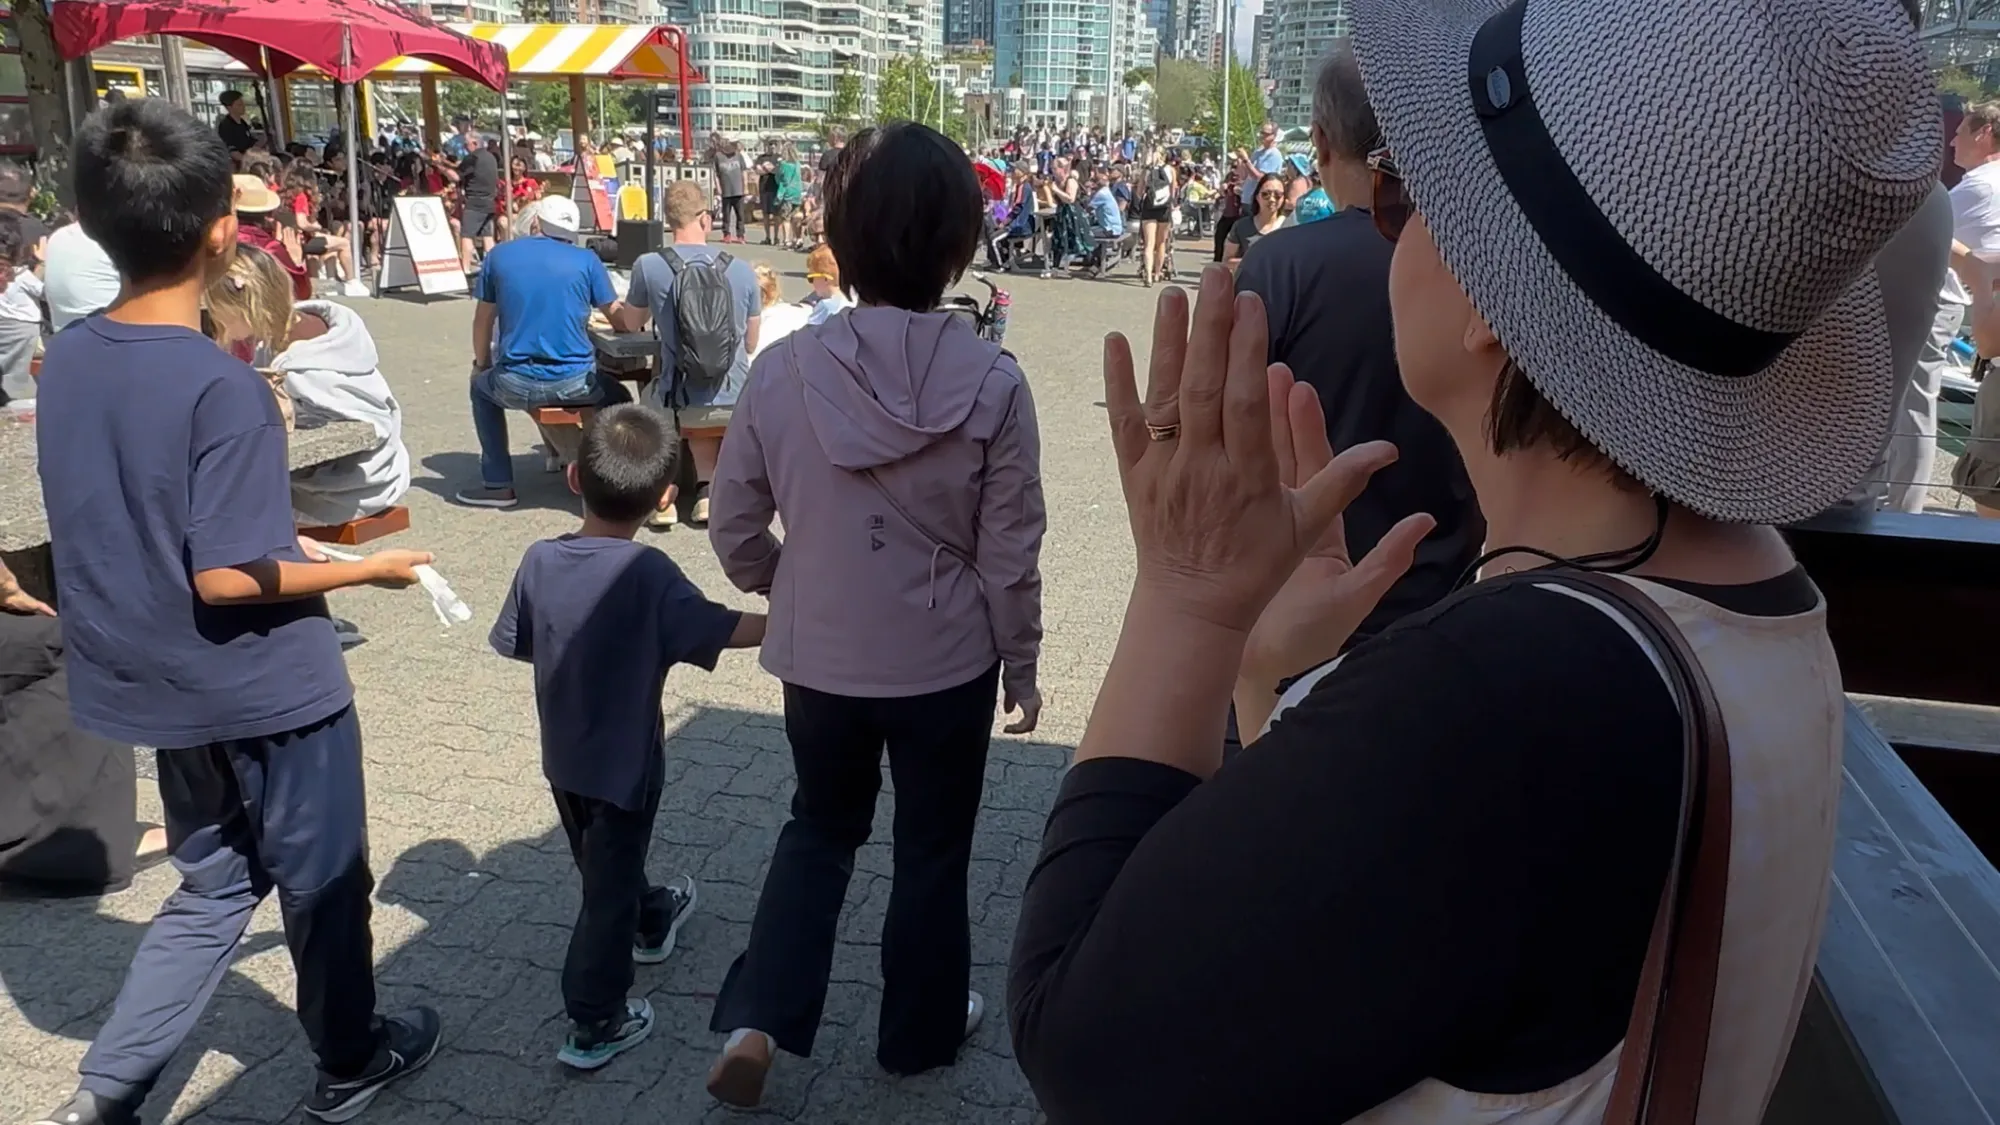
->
[29, 1091, 137, 1125]
[305, 1006, 442, 1122]
[633, 875, 697, 964]
[556, 996, 655, 1070]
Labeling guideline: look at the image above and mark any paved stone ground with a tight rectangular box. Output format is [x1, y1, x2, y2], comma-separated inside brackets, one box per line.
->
[0, 241, 1182, 1124]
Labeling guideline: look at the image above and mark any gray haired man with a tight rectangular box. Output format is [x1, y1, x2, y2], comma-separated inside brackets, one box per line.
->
[1232, 42, 1483, 646]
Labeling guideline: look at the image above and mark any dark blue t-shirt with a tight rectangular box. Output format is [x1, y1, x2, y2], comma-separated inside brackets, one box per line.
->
[37, 317, 352, 748]
[490, 535, 740, 810]
[475, 234, 616, 382]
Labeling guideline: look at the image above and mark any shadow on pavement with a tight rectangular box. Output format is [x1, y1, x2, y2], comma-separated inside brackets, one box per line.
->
[410, 451, 585, 516]
[0, 704, 1063, 1125]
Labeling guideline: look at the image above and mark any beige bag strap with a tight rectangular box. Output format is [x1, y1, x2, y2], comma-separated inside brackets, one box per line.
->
[1526, 571, 1733, 1125]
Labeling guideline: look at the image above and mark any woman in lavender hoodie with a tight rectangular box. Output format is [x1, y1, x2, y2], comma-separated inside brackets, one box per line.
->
[704, 123, 1046, 1106]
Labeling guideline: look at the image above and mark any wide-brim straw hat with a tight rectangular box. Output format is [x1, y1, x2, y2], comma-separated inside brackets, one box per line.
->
[1351, 0, 1939, 523]
[231, 173, 280, 215]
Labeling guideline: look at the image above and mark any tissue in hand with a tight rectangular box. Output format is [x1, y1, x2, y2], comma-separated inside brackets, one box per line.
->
[314, 544, 472, 627]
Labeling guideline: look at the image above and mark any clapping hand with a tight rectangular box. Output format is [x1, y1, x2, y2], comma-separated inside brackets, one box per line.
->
[1102, 266, 1429, 659]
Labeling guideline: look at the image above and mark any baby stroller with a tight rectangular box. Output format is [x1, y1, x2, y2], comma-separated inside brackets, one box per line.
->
[938, 272, 1010, 346]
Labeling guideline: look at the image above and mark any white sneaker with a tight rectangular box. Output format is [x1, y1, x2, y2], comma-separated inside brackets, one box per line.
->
[340, 279, 371, 298]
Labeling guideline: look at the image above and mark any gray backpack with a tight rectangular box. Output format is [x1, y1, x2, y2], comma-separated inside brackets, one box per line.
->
[663, 248, 738, 400]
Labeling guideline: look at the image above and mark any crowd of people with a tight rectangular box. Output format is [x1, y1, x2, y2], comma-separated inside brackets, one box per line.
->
[982, 120, 1332, 281]
[5, 0, 1992, 1121]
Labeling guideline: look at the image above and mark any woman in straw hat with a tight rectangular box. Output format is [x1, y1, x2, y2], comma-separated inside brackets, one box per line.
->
[1007, 0, 1938, 1122]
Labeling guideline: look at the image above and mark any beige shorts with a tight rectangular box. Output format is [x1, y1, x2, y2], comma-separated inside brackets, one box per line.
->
[677, 403, 734, 431]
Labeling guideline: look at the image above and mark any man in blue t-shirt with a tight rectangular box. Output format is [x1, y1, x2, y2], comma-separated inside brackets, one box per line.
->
[456, 195, 631, 509]
[1240, 121, 1286, 208]
[1088, 173, 1128, 237]
[612, 180, 761, 528]
[33, 99, 442, 1125]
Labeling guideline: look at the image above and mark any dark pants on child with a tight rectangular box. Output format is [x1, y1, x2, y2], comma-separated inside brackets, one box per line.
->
[79, 706, 382, 1108]
[710, 663, 997, 1074]
[553, 784, 670, 1026]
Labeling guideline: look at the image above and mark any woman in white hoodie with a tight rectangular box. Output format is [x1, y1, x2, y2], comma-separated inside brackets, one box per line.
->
[207, 245, 411, 526]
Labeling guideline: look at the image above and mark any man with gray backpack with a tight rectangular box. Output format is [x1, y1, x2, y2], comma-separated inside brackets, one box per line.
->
[614, 180, 762, 529]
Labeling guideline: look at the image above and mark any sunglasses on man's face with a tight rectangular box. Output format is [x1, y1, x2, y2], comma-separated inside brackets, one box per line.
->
[1367, 147, 1410, 244]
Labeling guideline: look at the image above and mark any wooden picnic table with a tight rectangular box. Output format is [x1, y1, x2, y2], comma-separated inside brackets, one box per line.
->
[0, 416, 378, 553]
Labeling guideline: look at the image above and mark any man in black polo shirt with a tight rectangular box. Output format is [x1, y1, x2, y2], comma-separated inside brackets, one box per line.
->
[216, 91, 258, 154]
[457, 132, 501, 273]
[1235, 41, 1483, 645]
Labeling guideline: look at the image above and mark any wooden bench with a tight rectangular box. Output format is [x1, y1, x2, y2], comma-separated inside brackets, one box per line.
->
[532, 406, 599, 468]
[1762, 703, 2000, 1124]
[300, 505, 411, 545]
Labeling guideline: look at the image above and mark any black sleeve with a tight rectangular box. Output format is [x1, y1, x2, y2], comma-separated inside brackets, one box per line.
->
[1008, 583, 1681, 1125]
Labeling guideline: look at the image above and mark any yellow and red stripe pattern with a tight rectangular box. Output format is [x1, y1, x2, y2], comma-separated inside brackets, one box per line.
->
[373, 24, 695, 80]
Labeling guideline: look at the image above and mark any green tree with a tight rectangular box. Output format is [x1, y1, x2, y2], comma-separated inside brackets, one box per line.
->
[1199, 61, 1265, 154]
[822, 66, 863, 138]
[1154, 57, 1210, 129]
[1123, 66, 1154, 90]
[874, 55, 965, 142]
[7, 0, 73, 199]
[436, 79, 501, 131]
[1940, 65, 1990, 102]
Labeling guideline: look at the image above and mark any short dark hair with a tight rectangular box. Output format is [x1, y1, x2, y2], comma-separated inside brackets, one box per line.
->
[577, 404, 679, 523]
[1487, 359, 1638, 488]
[72, 99, 233, 285]
[822, 122, 982, 311]
[0, 211, 25, 270]
[220, 90, 243, 108]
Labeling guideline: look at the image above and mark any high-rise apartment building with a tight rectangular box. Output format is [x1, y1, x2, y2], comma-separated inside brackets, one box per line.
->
[944, 0, 993, 45]
[1250, 10, 1272, 80]
[662, 0, 942, 139]
[403, 0, 521, 23]
[1266, 0, 1347, 124]
[1169, 0, 1215, 63]
[995, 0, 1151, 130]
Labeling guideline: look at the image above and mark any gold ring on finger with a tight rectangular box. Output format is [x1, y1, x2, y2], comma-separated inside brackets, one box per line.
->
[1145, 422, 1180, 443]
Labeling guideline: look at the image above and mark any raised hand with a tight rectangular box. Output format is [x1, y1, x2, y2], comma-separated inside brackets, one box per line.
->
[1101, 265, 1401, 639]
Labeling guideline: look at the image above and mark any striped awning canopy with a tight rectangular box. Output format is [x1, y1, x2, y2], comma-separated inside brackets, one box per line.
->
[372, 23, 701, 81]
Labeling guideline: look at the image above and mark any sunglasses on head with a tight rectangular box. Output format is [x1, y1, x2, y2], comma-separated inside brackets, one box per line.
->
[1367, 147, 1410, 244]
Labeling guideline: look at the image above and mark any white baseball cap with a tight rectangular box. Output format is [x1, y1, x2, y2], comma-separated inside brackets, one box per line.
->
[537, 195, 581, 240]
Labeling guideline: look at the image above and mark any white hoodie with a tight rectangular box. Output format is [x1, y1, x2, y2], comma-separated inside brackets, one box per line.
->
[278, 300, 411, 526]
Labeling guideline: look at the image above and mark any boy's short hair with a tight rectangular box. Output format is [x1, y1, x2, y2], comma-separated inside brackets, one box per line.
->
[72, 99, 233, 285]
[577, 404, 679, 523]
[822, 122, 982, 311]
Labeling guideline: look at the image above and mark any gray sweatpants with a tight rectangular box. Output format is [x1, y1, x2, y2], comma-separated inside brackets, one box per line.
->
[0, 316, 38, 404]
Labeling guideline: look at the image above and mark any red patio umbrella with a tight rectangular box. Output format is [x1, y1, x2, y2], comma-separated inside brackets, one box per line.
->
[52, 0, 508, 90]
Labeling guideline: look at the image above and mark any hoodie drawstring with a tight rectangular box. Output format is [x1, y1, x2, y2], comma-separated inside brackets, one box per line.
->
[926, 544, 945, 610]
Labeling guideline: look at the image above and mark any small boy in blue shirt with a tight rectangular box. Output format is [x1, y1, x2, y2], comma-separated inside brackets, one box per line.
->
[33, 99, 441, 1125]
[491, 403, 765, 1070]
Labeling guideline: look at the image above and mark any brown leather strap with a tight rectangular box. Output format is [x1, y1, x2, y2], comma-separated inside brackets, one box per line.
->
[1523, 571, 1733, 1125]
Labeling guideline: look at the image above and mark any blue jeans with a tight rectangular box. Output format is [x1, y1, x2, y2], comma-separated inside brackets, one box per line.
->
[470, 367, 631, 488]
